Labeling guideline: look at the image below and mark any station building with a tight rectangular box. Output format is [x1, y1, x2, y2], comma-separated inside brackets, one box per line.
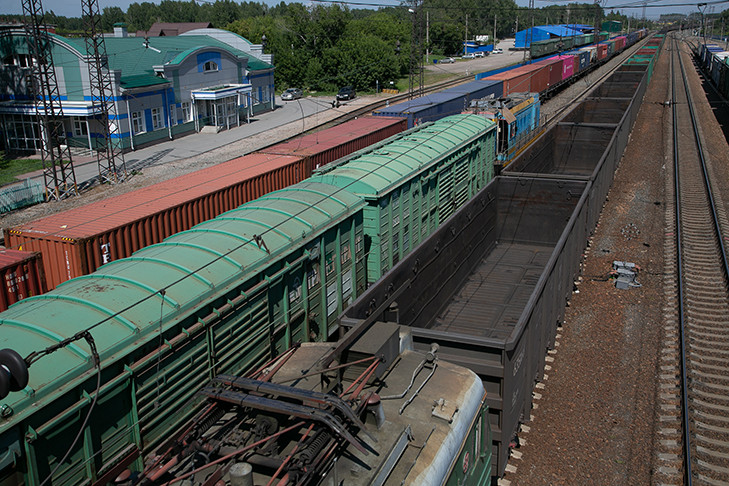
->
[0, 23, 275, 154]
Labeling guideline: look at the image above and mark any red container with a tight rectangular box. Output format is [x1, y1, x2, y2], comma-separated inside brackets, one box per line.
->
[597, 44, 608, 60]
[614, 36, 626, 51]
[533, 58, 563, 87]
[485, 70, 531, 96]
[518, 63, 551, 93]
[6, 153, 307, 289]
[256, 116, 407, 170]
[0, 249, 46, 311]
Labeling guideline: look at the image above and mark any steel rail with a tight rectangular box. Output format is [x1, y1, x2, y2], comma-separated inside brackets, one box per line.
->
[670, 35, 692, 486]
[671, 33, 729, 485]
[676, 37, 729, 285]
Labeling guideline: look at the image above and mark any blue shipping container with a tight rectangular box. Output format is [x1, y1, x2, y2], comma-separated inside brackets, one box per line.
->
[374, 79, 503, 128]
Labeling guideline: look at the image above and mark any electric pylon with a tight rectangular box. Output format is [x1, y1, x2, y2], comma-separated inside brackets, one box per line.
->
[82, 0, 127, 184]
[22, 0, 77, 201]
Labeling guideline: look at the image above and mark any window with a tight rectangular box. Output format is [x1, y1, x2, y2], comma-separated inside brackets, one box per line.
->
[72, 117, 87, 137]
[151, 107, 163, 130]
[203, 61, 218, 72]
[181, 102, 192, 122]
[169, 105, 177, 126]
[131, 111, 144, 134]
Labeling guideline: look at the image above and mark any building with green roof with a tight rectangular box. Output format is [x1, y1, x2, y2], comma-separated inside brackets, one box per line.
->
[0, 24, 275, 154]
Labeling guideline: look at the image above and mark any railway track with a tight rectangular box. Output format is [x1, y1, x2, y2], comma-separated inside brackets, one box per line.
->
[665, 33, 729, 486]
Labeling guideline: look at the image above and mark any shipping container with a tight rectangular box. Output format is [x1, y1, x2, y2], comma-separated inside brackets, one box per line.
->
[6, 153, 308, 289]
[533, 57, 564, 87]
[597, 43, 608, 60]
[484, 70, 533, 96]
[7, 117, 409, 291]
[373, 79, 503, 128]
[255, 116, 407, 170]
[579, 45, 597, 63]
[0, 249, 46, 311]
[566, 50, 590, 72]
[493, 62, 552, 94]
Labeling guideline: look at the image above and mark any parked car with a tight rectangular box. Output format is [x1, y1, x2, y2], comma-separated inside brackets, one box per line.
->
[281, 88, 303, 100]
[439, 57, 455, 64]
[336, 86, 356, 101]
[493, 48, 503, 54]
[474, 51, 486, 58]
[462, 53, 475, 59]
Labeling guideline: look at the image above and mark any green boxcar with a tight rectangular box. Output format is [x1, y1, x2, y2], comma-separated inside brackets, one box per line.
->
[0, 181, 365, 485]
[310, 114, 496, 285]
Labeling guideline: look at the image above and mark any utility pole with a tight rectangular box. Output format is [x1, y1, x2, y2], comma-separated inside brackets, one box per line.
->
[82, 0, 127, 185]
[698, 3, 707, 46]
[494, 14, 497, 49]
[465, 14, 468, 55]
[408, 0, 423, 100]
[22, 0, 77, 201]
[426, 10, 429, 64]
[529, 0, 534, 61]
[594, 0, 601, 53]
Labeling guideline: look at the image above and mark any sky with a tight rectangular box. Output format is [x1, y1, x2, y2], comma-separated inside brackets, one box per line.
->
[1, 0, 725, 22]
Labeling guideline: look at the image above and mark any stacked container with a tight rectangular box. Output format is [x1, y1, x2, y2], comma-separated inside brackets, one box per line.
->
[0, 249, 46, 311]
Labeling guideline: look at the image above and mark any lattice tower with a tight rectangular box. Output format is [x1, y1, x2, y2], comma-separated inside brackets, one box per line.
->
[82, 0, 127, 184]
[22, 0, 77, 201]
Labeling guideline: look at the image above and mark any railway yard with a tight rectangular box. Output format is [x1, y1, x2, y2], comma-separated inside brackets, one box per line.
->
[502, 35, 729, 485]
[2, 30, 729, 485]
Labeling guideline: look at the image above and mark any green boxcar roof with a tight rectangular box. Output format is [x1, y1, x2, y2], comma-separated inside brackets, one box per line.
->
[0, 181, 363, 420]
[309, 114, 495, 198]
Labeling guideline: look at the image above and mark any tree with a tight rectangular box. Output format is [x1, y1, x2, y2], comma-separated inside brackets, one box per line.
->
[126, 2, 161, 32]
[101, 7, 125, 32]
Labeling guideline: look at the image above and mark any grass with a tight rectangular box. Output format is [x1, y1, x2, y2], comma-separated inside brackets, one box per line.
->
[0, 153, 44, 186]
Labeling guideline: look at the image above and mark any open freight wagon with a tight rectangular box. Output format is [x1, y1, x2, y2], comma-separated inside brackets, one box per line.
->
[338, 44, 656, 478]
[340, 175, 592, 477]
